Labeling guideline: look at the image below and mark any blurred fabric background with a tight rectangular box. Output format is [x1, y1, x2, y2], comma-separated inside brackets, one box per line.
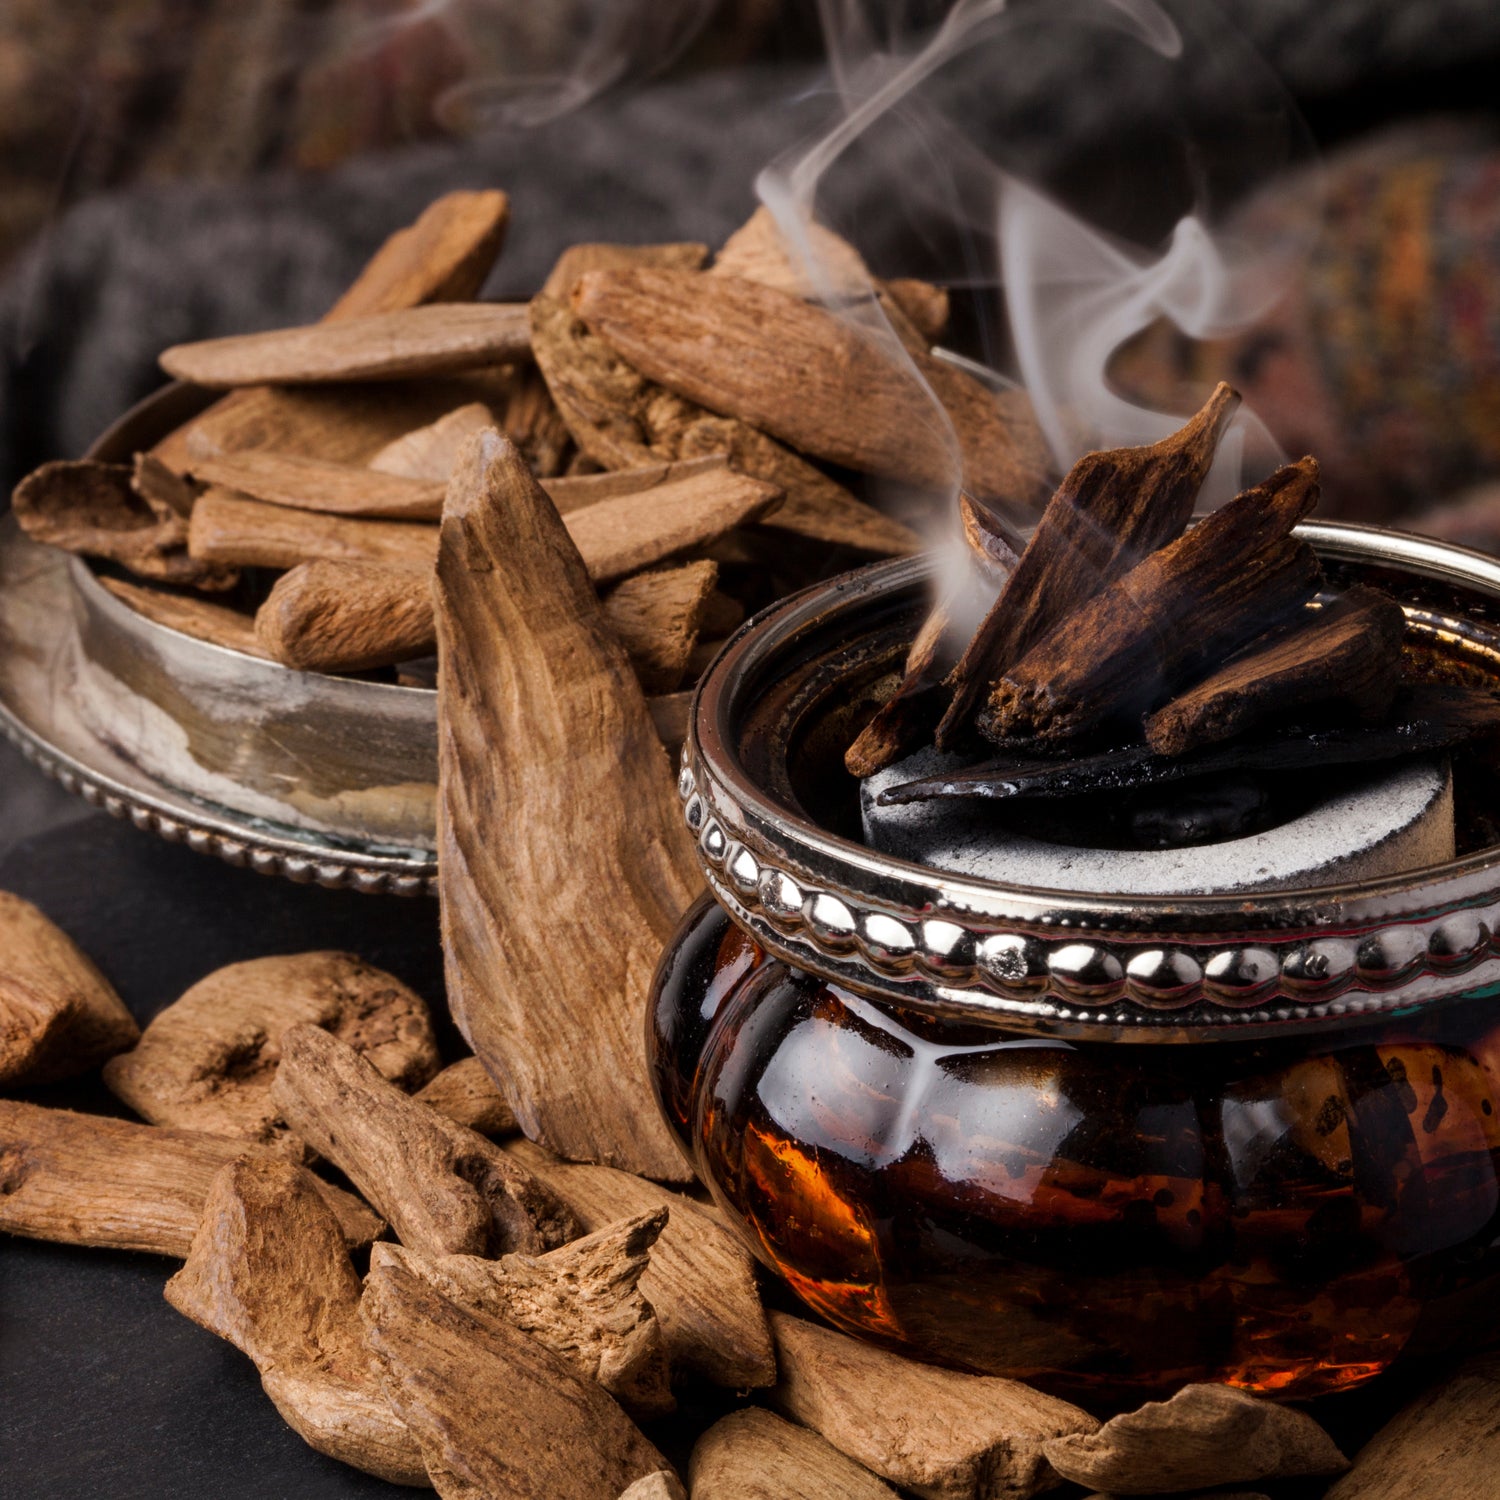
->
[2, 0, 1500, 533]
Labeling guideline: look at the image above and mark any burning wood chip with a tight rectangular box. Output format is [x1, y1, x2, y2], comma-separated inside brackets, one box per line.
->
[846, 493, 1022, 776]
[0, 1100, 382, 1255]
[160, 303, 531, 389]
[769, 1311, 1097, 1500]
[369, 402, 499, 481]
[102, 952, 439, 1156]
[983, 456, 1323, 744]
[361, 1258, 673, 1500]
[1143, 585, 1407, 756]
[570, 265, 1053, 509]
[619, 1472, 687, 1500]
[1323, 1351, 1500, 1499]
[101, 576, 269, 658]
[13, 459, 237, 589]
[602, 562, 718, 692]
[272, 1023, 578, 1257]
[690, 1408, 898, 1500]
[255, 559, 437, 674]
[415, 1056, 517, 1137]
[188, 489, 439, 571]
[1042, 1383, 1348, 1495]
[529, 291, 920, 557]
[372, 1207, 674, 1419]
[507, 1138, 775, 1389]
[190, 450, 447, 521]
[0, 891, 138, 1088]
[164, 1155, 428, 1486]
[937, 383, 1241, 746]
[435, 431, 700, 1183]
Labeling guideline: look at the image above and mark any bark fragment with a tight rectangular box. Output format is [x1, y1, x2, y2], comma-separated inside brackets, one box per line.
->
[0, 891, 138, 1088]
[435, 431, 699, 1182]
[507, 1139, 775, 1389]
[770, 1311, 1097, 1500]
[164, 1156, 428, 1486]
[414, 1056, 516, 1137]
[372, 1207, 673, 1418]
[103, 952, 439, 1156]
[272, 1023, 578, 1257]
[0, 1100, 382, 1255]
[1042, 1383, 1348, 1496]
[362, 1259, 671, 1500]
[160, 304, 531, 388]
[690, 1408, 898, 1500]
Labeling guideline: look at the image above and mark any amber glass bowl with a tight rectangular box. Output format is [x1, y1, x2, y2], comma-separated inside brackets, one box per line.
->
[649, 524, 1500, 1403]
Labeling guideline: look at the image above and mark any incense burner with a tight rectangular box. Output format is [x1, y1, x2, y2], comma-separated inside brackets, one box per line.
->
[649, 525, 1500, 1402]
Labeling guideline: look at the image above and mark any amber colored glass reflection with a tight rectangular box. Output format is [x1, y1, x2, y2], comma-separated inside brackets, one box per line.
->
[648, 897, 1500, 1402]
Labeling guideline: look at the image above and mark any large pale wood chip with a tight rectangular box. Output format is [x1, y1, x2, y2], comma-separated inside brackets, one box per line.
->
[164, 1156, 428, 1486]
[529, 293, 916, 555]
[272, 1023, 578, 1257]
[571, 267, 1053, 508]
[101, 576, 269, 659]
[1323, 1352, 1500, 1499]
[369, 402, 499, 482]
[1043, 1383, 1348, 1496]
[415, 1056, 516, 1137]
[507, 1139, 774, 1388]
[13, 459, 237, 589]
[0, 1100, 382, 1254]
[189, 488, 439, 571]
[155, 374, 516, 473]
[372, 1207, 673, 1418]
[690, 1408, 898, 1500]
[161, 303, 530, 388]
[103, 952, 439, 1157]
[190, 451, 447, 520]
[362, 1259, 671, 1500]
[327, 190, 510, 320]
[602, 561, 718, 692]
[771, 1311, 1097, 1500]
[0, 891, 138, 1088]
[544, 242, 709, 300]
[435, 431, 699, 1182]
[255, 559, 437, 673]
[619, 1472, 686, 1500]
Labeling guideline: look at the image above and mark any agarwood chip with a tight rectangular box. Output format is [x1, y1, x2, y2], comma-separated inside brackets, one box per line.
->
[0, 1100, 382, 1255]
[647, 691, 692, 754]
[1043, 1383, 1348, 1496]
[571, 266, 1052, 508]
[499, 366, 575, 477]
[368, 402, 499, 482]
[372, 1207, 673, 1418]
[544, 241, 709, 300]
[602, 562, 717, 693]
[273, 1024, 577, 1257]
[771, 1310, 1097, 1500]
[13, 459, 238, 590]
[190, 450, 447, 521]
[0, 891, 138, 1088]
[529, 292, 917, 556]
[435, 432, 699, 1182]
[362, 1258, 671, 1500]
[189, 488, 439, 571]
[103, 952, 439, 1156]
[690, 1408, 897, 1500]
[132, 452, 199, 517]
[414, 1056, 516, 1136]
[255, 559, 437, 674]
[1323, 1352, 1500, 1500]
[327, 189, 510, 320]
[886, 276, 950, 342]
[507, 1139, 775, 1389]
[101, 577, 270, 659]
[618, 1472, 686, 1500]
[164, 1156, 427, 1486]
[160, 303, 531, 388]
[542, 454, 733, 514]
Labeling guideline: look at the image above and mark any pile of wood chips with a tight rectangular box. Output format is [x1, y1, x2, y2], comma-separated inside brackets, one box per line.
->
[2, 192, 1496, 1498]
